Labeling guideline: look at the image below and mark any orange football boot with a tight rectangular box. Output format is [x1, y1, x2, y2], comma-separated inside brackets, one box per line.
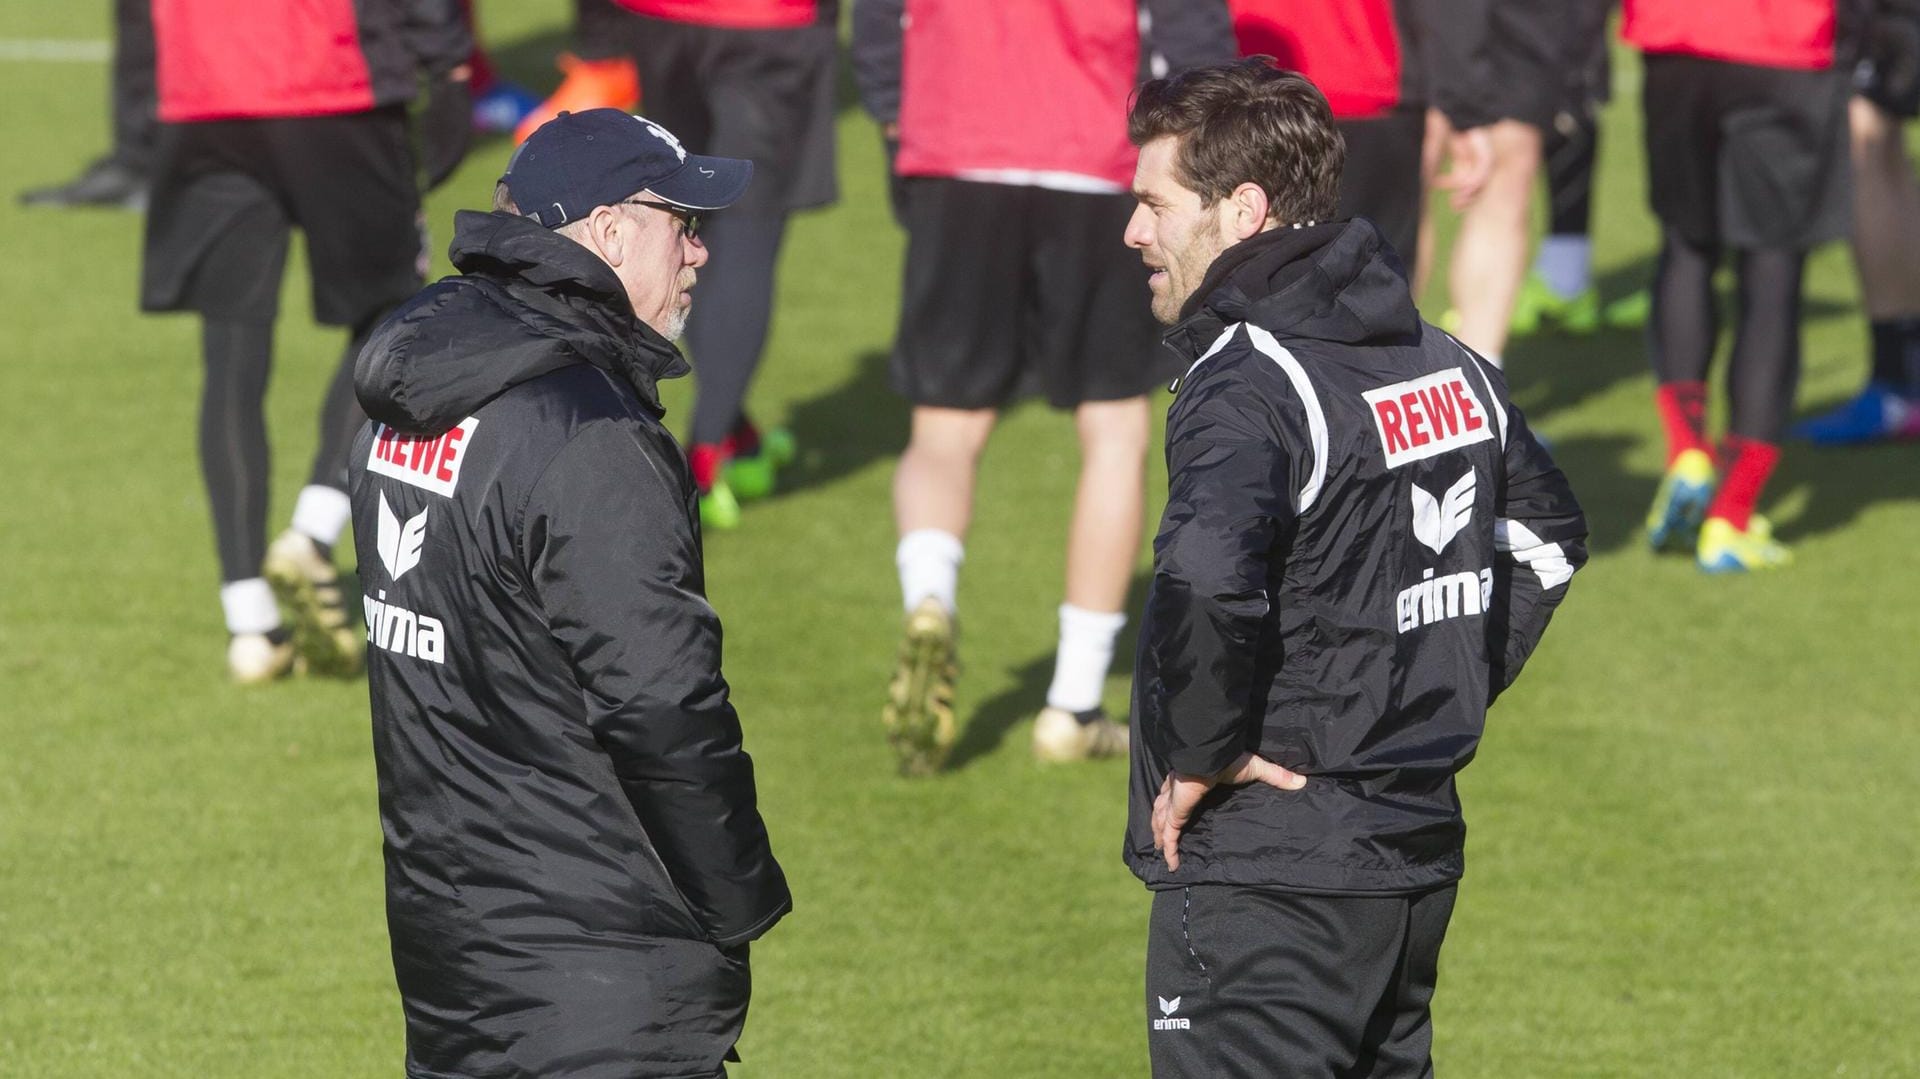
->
[513, 53, 641, 144]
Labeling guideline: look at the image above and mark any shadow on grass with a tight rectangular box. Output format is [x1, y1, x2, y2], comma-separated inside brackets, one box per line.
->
[773, 349, 905, 499]
[1538, 432, 1652, 558]
[945, 571, 1150, 772]
[1770, 439, 1920, 544]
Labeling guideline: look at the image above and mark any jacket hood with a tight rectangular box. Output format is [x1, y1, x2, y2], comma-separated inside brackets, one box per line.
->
[356, 211, 691, 434]
[1163, 218, 1421, 363]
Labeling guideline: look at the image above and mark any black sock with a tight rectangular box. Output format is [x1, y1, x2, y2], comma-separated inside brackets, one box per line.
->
[1869, 317, 1920, 393]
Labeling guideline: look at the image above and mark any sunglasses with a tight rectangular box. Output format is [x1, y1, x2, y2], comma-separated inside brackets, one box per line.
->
[619, 198, 703, 241]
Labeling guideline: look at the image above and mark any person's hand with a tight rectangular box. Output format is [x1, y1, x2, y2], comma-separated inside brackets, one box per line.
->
[1151, 752, 1307, 872]
[1435, 126, 1495, 212]
[418, 65, 475, 192]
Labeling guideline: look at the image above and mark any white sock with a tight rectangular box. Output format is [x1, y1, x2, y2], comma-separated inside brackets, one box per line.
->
[1045, 603, 1127, 713]
[290, 485, 352, 548]
[896, 529, 963, 614]
[1533, 234, 1592, 300]
[221, 578, 281, 636]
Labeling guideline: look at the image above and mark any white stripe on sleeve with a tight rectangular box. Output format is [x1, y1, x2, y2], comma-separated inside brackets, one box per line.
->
[1246, 326, 1330, 513]
[1495, 519, 1574, 590]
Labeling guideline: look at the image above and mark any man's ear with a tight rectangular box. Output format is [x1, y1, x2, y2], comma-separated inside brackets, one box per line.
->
[1224, 182, 1273, 241]
[588, 205, 625, 268]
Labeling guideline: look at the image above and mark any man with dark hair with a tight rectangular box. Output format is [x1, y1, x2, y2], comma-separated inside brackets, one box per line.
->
[350, 109, 789, 1076]
[1123, 59, 1587, 1076]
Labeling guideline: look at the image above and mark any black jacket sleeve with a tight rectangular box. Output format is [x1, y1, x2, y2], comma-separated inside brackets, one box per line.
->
[1141, 0, 1238, 74]
[1488, 402, 1588, 701]
[1146, 384, 1297, 777]
[523, 422, 791, 947]
[851, 0, 907, 125]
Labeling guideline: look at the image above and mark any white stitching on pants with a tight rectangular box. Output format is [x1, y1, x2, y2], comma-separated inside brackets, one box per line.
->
[1182, 887, 1208, 974]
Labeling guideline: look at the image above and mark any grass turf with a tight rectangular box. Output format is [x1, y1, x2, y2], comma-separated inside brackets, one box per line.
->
[2, 5, 1916, 1075]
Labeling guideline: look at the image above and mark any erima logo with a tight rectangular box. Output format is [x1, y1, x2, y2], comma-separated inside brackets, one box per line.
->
[1152, 996, 1190, 1032]
[1411, 471, 1475, 555]
[639, 116, 688, 162]
[375, 493, 428, 581]
[364, 590, 446, 665]
[1363, 369, 1491, 468]
[1397, 567, 1494, 634]
[367, 418, 477, 497]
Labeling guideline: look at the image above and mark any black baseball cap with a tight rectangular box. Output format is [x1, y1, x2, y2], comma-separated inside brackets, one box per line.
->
[502, 109, 753, 229]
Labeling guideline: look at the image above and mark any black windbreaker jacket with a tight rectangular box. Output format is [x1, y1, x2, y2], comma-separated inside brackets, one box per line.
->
[1126, 221, 1588, 894]
[348, 211, 789, 1077]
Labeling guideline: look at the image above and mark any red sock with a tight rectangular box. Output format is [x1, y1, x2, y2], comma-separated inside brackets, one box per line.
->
[1654, 381, 1709, 466]
[688, 443, 727, 493]
[1705, 435, 1780, 530]
[729, 417, 762, 457]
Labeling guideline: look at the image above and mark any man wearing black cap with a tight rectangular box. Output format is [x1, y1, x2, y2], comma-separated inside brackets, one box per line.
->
[348, 109, 788, 1078]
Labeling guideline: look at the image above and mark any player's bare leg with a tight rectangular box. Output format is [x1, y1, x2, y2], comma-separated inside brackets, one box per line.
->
[1796, 96, 1920, 443]
[886, 406, 996, 774]
[1447, 120, 1542, 365]
[1034, 396, 1146, 762]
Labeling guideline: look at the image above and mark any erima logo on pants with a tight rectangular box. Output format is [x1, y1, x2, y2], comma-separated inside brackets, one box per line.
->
[1153, 995, 1190, 1032]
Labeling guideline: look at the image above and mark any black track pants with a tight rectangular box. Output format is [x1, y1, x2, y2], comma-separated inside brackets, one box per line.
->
[1145, 884, 1456, 1079]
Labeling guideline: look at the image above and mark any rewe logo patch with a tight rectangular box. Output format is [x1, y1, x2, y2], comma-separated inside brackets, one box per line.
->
[1363, 369, 1492, 468]
[376, 492, 428, 581]
[1153, 995, 1190, 1032]
[1411, 471, 1476, 555]
[367, 418, 477, 497]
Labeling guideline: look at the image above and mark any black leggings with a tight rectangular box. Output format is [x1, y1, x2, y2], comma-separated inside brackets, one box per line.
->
[1648, 229, 1804, 442]
[199, 313, 381, 581]
[685, 208, 790, 446]
[1544, 110, 1598, 237]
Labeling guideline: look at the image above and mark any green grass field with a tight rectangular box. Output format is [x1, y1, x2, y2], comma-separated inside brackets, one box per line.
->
[4, 4, 1918, 1075]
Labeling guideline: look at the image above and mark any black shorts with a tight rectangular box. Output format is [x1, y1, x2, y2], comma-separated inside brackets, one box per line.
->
[1484, 0, 1563, 129]
[1642, 53, 1851, 250]
[613, 14, 838, 215]
[892, 178, 1174, 411]
[1145, 884, 1456, 1079]
[1338, 108, 1425, 269]
[140, 107, 424, 327]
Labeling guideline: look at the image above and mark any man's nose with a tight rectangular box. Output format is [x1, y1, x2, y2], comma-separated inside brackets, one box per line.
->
[1123, 205, 1152, 249]
[685, 233, 709, 268]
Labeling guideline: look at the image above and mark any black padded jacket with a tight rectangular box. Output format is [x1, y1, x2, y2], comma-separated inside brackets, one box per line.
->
[1126, 221, 1588, 894]
[349, 210, 789, 1077]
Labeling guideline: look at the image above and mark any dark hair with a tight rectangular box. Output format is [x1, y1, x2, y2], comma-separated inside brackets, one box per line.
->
[1128, 58, 1344, 224]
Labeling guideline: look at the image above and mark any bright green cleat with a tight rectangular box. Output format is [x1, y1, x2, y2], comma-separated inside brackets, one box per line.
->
[1697, 514, 1792, 573]
[723, 428, 796, 502]
[761, 427, 796, 466]
[883, 598, 958, 777]
[1509, 276, 1547, 337]
[699, 478, 742, 531]
[1604, 290, 1651, 330]
[1511, 273, 1603, 336]
[1560, 286, 1602, 334]
[1645, 448, 1717, 553]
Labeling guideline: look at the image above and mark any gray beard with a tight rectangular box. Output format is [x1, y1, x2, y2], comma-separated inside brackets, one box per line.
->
[661, 303, 690, 342]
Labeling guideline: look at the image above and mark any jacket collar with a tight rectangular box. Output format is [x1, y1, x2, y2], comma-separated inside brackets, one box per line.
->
[448, 210, 690, 411]
[1162, 219, 1420, 371]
